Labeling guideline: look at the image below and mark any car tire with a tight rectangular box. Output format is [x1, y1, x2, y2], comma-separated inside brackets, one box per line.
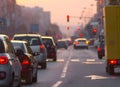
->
[41, 61, 47, 69]
[32, 71, 37, 83]
[107, 66, 114, 75]
[8, 74, 14, 87]
[53, 56, 57, 62]
[26, 70, 33, 85]
[98, 55, 103, 59]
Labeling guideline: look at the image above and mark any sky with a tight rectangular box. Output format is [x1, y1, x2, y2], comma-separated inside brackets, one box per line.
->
[16, 0, 97, 35]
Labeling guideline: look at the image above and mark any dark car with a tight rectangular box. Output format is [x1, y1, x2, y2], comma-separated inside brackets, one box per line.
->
[57, 40, 68, 49]
[97, 41, 105, 59]
[41, 36, 57, 61]
[0, 34, 21, 87]
[11, 40, 38, 84]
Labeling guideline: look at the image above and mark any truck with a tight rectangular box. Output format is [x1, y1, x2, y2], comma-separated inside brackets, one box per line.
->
[104, 5, 120, 74]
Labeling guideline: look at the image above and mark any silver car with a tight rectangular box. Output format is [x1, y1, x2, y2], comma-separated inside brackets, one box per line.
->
[0, 34, 22, 87]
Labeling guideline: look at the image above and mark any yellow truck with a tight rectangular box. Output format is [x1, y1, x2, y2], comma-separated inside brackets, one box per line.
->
[104, 5, 120, 74]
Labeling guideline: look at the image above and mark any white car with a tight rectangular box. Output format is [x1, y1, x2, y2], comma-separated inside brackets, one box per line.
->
[0, 34, 21, 87]
[73, 38, 89, 49]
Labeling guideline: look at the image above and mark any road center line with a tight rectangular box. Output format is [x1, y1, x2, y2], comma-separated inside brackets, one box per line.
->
[61, 49, 72, 78]
[52, 81, 62, 87]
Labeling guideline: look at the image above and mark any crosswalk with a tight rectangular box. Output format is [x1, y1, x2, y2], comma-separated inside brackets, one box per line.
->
[57, 58, 105, 64]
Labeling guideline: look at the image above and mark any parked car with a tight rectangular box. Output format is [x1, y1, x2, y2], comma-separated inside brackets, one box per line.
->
[57, 39, 68, 49]
[41, 36, 57, 61]
[12, 34, 47, 69]
[11, 40, 38, 84]
[97, 41, 105, 59]
[73, 38, 89, 49]
[0, 34, 21, 87]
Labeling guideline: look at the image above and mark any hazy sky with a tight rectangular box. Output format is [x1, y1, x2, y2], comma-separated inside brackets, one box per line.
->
[16, 0, 97, 26]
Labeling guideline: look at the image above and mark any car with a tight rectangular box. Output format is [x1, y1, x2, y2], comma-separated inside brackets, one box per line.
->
[73, 38, 89, 49]
[94, 39, 100, 48]
[12, 34, 47, 69]
[11, 40, 38, 84]
[0, 34, 21, 87]
[41, 36, 57, 61]
[57, 39, 68, 49]
[97, 41, 105, 59]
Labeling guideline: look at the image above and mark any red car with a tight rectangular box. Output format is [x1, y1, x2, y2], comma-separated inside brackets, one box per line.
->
[11, 40, 38, 84]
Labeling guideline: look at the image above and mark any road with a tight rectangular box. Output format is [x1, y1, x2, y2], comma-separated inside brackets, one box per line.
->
[22, 46, 120, 87]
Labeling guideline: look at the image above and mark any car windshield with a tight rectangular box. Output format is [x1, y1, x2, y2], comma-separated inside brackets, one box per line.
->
[0, 39, 5, 53]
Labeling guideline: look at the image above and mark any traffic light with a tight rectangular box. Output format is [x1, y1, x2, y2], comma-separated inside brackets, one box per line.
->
[79, 33, 83, 38]
[67, 15, 70, 22]
[93, 28, 97, 35]
[67, 26, 70, 30]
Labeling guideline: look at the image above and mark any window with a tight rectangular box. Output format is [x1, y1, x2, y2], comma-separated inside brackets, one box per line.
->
[0, 39, 5, 53]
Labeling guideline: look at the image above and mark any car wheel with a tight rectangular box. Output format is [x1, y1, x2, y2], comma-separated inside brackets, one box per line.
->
[26, 70, 33, 85]
[98, 55, 103, 59]
[41, 61, 47, 69]
[53, 56, 57, 62]
[32, 71, 37, 83]
[17, 74, 21, 87]
[8, 74, 14, 87]
[108, 66, 114, 75]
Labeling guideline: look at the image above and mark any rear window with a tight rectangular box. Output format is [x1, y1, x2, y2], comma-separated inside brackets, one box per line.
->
[14, 36, 42, 46]
[12, 42, 26, 53]
[58, 41, 65, 45]
[42, 38, 53, 46]
[0, 39, 5, 53]
[78, 40, 86, 42]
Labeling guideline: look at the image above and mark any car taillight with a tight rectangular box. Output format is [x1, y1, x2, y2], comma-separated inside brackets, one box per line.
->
[22, 60, 31, 65]
[0, 56, 8, 64]
[97, 47, 101, 51]
[40, 45, 45, 53]
[22, 56, 31, 65]
[85, 41, 89, 44]
[109, 60, 117, 65]
[74, 42, 79, 45]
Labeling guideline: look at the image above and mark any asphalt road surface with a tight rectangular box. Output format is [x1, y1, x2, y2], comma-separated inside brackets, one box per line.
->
[22, 46, 120, 87]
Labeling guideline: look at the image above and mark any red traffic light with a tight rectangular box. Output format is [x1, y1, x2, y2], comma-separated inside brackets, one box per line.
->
[93, 28, 97, 32]
[67, 15, 70, 22]
[79, 33, 83, 37]
[67, 26, 70, 30]
[93, 28, 97, 35]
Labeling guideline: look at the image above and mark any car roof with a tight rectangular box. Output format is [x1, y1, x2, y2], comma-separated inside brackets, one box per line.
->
[14, 34, 41, 36]
[0, 34, 9, 40]
[75, 38, 87, 41]
[41, 36, 53, 39]
[11, 40, 27, 44]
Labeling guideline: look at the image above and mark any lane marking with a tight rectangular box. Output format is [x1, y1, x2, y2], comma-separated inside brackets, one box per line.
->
[86, 59, 95, 62]
[85, 75, 114, 80]
[71, 59, 80, 62]
[83, 61, 103, 64]
[61, 49, 72, 78]
[57, 59, 64, 62]
[52, 81, 62, 87]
